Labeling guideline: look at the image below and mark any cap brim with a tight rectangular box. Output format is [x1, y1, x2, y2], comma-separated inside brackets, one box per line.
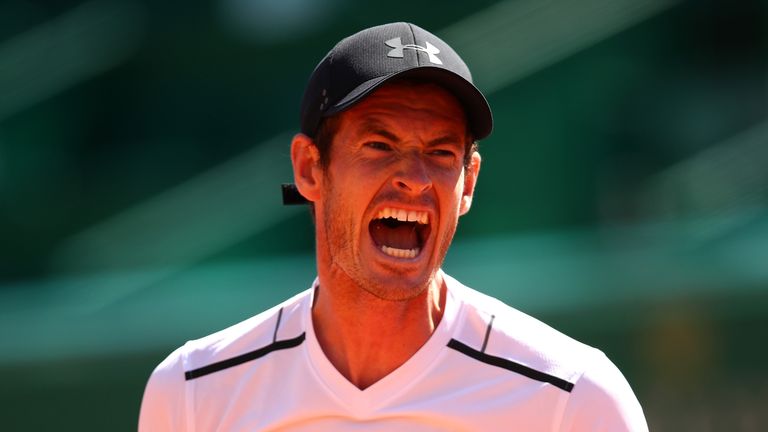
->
[325, 66, 493, 140]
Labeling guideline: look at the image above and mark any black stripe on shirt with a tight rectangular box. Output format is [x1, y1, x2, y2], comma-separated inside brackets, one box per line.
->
[481, 314, 495, 353]
[447, 338, 575, 392]
[184, 333, 306, 380]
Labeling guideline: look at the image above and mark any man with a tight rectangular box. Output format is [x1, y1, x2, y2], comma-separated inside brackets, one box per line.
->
[139, 22, 648, 431]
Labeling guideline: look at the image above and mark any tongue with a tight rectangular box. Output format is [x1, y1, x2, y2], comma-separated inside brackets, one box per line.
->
[370, 220, 419, 250]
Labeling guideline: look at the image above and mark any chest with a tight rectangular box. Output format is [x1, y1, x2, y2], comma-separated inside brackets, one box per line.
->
[188, 348, 569, 431]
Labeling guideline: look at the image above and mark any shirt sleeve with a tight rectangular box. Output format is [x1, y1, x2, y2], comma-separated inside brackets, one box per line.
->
[558, 350, 648, 432]
[138, 346, 189, 432]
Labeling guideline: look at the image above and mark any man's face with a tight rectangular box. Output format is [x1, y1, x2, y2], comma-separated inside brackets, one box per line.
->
[313, 81, 480, 300]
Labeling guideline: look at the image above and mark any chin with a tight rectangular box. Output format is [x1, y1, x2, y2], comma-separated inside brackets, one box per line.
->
[356, 268, 435, 302]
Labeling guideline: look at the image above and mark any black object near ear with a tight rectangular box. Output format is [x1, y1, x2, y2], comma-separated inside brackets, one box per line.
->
[282, 183, 310, 205]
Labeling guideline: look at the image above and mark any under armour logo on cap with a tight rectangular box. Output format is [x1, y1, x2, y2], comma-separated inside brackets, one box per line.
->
[385, 37, 442, 65]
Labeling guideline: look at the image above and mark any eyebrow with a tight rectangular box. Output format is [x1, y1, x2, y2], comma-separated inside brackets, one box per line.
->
[357, 119, 399, 142]
[427, 134, 464, 147]
[357, 119, 463, 147]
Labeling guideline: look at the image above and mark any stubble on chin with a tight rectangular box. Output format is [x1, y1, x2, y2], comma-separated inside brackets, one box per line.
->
[357, 272, 433, 302]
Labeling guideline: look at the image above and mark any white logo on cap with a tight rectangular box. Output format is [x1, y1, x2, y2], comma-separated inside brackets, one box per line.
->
[385, 37, 442, 65]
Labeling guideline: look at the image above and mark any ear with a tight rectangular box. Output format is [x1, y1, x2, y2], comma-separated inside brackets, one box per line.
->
[459, 150, 481, 216]
[290, 133, 323, 203]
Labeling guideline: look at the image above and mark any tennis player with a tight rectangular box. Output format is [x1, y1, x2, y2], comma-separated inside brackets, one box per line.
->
[139, 22, 648, 431]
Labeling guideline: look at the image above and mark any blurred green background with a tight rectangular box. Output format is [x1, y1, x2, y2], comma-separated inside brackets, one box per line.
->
[1, 0, 766, 430]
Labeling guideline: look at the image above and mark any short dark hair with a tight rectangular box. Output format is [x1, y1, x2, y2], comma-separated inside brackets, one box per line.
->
[313, 114, 341, 169]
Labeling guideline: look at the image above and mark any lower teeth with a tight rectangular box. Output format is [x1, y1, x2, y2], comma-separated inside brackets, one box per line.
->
[380, 245, 419, 258]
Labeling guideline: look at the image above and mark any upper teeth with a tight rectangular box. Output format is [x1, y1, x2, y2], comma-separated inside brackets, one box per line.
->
[376, 208, 429, 224]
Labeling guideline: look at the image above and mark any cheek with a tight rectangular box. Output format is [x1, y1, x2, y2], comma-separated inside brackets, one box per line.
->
[434, 167, 465, 203]
[429, 158, 464, 182]
[321, 170, 374, 234]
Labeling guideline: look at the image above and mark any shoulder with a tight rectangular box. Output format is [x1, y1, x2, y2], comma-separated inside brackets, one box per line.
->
[139, 344, 188, 431]
[181, 288, 310, 376]
[138, 289, 311, 431]
[447, 276, 647, 430]
[558, 351, 648, 431]
[448, 276, 595, 386]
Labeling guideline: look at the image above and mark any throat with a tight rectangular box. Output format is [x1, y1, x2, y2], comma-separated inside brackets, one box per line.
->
[314, 301, 441, 390]
[311, 274, 447, 390]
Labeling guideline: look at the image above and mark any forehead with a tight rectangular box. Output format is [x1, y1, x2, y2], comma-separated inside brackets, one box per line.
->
[335, 81, 468, 136]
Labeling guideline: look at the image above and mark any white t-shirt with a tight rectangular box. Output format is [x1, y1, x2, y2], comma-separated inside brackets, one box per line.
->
[139, 273, 648, 431]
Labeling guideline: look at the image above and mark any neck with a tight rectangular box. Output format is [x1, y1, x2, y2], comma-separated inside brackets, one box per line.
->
[311, 270, 446, 390]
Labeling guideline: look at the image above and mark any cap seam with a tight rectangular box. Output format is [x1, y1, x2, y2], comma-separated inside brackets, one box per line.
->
[406, 22, 420, 67]
[326, 49, 336, 112]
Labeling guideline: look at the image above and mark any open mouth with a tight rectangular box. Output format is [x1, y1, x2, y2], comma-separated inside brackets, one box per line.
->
[369, 208, 431, 259]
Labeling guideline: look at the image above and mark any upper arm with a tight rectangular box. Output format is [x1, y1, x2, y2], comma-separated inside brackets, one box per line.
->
[558, 351, 648, 432]
[138, 346, 188, 432]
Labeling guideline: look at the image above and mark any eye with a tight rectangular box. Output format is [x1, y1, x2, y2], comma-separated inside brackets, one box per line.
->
[365, 141, 392, 151]
[428, 149, 456, 158]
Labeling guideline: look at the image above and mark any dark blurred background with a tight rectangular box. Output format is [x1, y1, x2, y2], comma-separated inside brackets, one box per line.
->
[1, 0, 766, 430]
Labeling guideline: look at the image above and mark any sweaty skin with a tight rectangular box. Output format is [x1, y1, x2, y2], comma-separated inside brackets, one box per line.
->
[290, 82, 481, 389]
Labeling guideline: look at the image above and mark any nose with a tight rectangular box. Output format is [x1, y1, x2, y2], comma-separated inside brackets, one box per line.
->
[392, 152, 432, 195]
